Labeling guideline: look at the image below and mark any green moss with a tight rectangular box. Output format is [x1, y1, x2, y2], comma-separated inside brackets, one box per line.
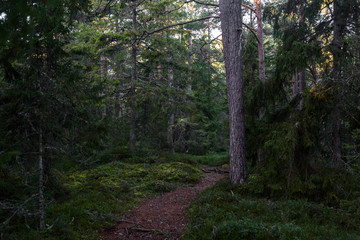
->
[7, 160, 202, 240]
[151, 162, 201, 183]
[183, 180, 360, 240]
[3, 152, 215, 240]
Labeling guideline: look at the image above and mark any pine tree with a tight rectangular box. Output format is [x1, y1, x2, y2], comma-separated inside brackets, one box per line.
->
[220, 0, 247, 184]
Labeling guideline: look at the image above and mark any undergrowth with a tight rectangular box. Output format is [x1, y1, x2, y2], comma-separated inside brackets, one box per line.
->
[183, 179, 360, 240]
[4, 154, 205, 240]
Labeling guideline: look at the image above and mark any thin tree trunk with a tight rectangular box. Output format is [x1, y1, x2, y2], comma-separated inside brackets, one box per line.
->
[129, 2, 137, 153]
[299, 69, 306, 109]
[292, 72, 298, 97]
[167, 113, 175, 153]
[187, 3, 193, 93]
[354, 4, 360, 72]
[331, 0, 344, 167]
[38, 123, 45, 230]
[254, 0, 266, 163]
[250, 8, 254, 27]
[332, 105, 342, 167]
[114, 91, 121, 119]
[167, 56, 175, 154]
[298, 4, 306, 110]
[310, 65, 317, 83]
[254, 0, 265, 82]
[220, 0, 247, 185]
[100, 55, 106, 118]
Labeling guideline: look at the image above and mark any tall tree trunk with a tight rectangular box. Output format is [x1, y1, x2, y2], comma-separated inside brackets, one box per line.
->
[129, 2, 137, 153]
[331, 0, 345, 167]
[292, 72, 298, 97]
[254, 0, 265, 82]
[38, 123, 45, 230]
[298, 4, 306, 110]
[114, 91, 121, 119]
[167, 56, 175, 154]
[165, 7, 175, 154]
[220, 0, 247, 185]
[187, 3, 194, 93]
[299, 69, 306, 109]
[354, 3, 360, 72]
[254, 0, 266, 163]
[100, 54, 107, 118]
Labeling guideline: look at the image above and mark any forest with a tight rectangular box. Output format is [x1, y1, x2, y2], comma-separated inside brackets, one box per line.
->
[0, 0, 360, 239]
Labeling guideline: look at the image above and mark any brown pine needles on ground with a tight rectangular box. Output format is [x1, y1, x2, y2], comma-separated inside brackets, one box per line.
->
[101, 167, 226, 240]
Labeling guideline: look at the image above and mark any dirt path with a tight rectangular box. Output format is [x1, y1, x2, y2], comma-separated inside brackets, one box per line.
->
[100, 167, 226, 240]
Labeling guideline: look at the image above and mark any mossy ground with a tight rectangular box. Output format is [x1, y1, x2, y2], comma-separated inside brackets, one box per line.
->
[5, 153, 210, 240]
[183, 180, 360, 240]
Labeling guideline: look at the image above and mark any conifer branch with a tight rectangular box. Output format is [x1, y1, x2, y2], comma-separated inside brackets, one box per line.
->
[189, 0, 254, 12]
[191, 0, 219, 7]
[146, 15, 220, 35]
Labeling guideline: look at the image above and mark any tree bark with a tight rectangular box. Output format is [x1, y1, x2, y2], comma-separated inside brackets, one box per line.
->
[167, 56, 175, 154]
[331, 0, 345, 167]
[219, 0, 247, 185]
[100, 54, 107, 118]
[187, 3, 194, 93]
[355, 6, 360, 72]
[114, 91, 121, 119]
[298, 4, 306, 110]
[292, 72, 298, 97]
[254, 0, 266, 163]
[38, 123, 45, 230]
[129, 2, 137, 153]
[254, 0, 265, 82]
[299, 69, 306, 109]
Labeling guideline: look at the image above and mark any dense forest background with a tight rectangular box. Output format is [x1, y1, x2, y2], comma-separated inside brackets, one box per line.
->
[1, 0, 360, 239]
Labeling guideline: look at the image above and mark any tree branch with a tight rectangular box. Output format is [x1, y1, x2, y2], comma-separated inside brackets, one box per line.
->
[192, 0, 219, 7]
[242, 3, 255, 13]
[146, 15, 220, 35]
[1, 194, 38, 227]
[94, 0, 113, 15]
[189, 0, 254, 12]
[200, 33, 222, 52]
[243, 23, 260, 44]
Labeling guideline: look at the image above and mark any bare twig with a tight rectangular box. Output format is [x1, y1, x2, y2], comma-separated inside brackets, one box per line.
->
[1, 194, 38, 227]
[200, 33, 222, 52]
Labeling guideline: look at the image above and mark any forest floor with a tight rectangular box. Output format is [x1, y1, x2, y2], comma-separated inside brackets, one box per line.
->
[100, 166, 227, 240]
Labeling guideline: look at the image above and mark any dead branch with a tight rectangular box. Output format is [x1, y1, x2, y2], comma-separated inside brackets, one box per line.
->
[131, 227, 159, 232]
[200, 33, 222, 52]
[243, 23, 261, 44]
[1, 194, 38, 227]
[242, 3, 255, 13]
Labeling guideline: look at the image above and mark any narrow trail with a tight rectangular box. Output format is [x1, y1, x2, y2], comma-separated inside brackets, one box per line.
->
[100, 166, 227, 240]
